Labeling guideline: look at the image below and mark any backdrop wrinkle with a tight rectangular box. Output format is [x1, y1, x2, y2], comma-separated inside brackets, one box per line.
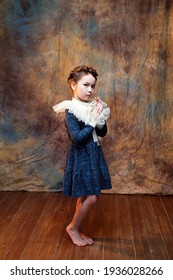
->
[0, 0, 173, 194]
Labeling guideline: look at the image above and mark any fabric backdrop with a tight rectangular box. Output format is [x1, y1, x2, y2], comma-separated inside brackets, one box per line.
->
[0, 0, 173, 194]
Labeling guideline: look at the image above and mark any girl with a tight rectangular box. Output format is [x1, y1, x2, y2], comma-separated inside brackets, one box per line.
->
[53, 66, 112, 246]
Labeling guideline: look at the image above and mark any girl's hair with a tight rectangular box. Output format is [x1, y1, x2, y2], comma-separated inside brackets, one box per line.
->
[67, 65, 98, 85]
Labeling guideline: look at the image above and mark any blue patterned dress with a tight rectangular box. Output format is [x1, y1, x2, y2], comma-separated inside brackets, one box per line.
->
[63, 110, 112, 197]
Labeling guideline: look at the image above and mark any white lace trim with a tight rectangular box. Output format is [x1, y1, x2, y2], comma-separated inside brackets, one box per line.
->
[53, 98, 94, 125]
[53, 98, 110, 144]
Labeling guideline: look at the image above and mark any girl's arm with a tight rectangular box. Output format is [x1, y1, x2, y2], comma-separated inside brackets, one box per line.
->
[65, 111, 95, 145]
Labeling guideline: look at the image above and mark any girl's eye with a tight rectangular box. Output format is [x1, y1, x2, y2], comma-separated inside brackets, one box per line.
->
[83, 83, 95, 89]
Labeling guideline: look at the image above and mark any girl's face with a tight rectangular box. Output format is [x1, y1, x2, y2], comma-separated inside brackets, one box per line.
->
[71, 73, 96, 102]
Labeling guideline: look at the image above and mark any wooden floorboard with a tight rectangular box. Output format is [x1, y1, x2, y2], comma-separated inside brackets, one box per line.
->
[2, 192, 49, 260]
[117, 194, 136, 260]
[150, 196, 173, 259]
[102, 194, 119, 260]
[138, 195, 169, 259]
[20, 192, 61, 260]
[161, 196, 173, 226]
[128, 195, 152, 259]
[0, 192, 22, 234]
[0, 191, 173, 260]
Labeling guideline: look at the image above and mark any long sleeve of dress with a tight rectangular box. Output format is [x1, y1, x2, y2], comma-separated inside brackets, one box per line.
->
[95, 124, 107, 137]
[63, 110, 112, 197]
[65, 111, 95, 145]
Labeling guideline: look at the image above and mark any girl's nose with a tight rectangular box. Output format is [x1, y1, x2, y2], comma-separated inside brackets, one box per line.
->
[88, 86, 92, 93]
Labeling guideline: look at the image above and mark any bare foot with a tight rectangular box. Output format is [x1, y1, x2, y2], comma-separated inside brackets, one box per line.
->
[66, 225, 88, 246]
[80, 233, 93, 245]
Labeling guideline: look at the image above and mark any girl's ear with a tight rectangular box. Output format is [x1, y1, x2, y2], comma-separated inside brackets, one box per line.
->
[70, 81, 76, 91]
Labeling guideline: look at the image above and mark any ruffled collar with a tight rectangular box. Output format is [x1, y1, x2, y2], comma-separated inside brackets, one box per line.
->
[53, 98, 92, 125]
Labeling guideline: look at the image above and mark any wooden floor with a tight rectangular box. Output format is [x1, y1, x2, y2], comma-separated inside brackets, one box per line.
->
[0, 191, 173, 260]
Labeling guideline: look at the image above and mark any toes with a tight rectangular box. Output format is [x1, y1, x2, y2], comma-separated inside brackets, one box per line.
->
[72, 237, 88, 247]
[74, 240, 88, 247]
[80, 233, 94, 245]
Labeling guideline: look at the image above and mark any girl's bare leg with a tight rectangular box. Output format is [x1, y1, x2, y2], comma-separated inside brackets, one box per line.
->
[66, 195, 97, 246]
[76, 197, 94, 245]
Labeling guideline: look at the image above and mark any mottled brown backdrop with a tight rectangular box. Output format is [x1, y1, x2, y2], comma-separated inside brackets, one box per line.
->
[0, 0, 173, 194]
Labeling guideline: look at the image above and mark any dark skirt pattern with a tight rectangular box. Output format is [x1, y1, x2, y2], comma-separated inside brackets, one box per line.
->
[63, 110, 112, 198]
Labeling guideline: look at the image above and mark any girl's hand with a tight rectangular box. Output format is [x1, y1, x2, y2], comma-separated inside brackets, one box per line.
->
[91, 105, 100, 122]
[95, 97, 103, 113]
[89, 105, 100, 127]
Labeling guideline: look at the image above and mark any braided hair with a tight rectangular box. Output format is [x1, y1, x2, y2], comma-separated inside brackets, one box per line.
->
[67, 65, 98, 85]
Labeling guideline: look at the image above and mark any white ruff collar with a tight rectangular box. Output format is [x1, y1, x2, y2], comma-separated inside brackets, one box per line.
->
[53, 98, 92, 125]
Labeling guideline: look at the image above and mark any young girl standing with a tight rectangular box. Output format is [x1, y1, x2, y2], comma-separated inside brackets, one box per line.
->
[53, 66, 112, 246]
